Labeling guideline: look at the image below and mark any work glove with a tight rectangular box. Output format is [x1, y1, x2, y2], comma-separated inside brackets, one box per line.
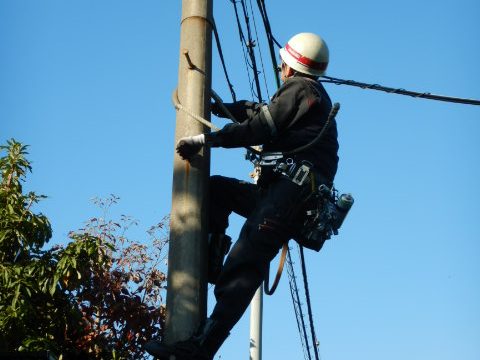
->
[176, 134, 205, 160]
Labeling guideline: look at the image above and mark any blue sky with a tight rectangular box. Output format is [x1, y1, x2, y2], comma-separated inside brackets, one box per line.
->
[1, 1, 479, 359]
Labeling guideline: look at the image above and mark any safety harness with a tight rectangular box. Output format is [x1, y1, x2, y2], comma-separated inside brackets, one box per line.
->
[259, 152, 354, 295]
[172, 88, 353, 295]
[250, 103, 354, 295]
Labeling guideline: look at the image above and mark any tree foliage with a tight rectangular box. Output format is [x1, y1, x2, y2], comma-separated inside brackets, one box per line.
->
[0, 139, 167, 359]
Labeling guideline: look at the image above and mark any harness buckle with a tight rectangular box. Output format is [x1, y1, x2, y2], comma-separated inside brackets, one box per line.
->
[291, 163, 311, 186]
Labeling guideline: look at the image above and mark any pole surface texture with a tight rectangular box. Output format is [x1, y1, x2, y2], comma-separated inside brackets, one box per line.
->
[165, 0, 212, 344]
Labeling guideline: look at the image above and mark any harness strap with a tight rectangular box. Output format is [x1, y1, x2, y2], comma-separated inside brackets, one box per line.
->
[261, 105, 277, 136]
[264, 242, 289, 296]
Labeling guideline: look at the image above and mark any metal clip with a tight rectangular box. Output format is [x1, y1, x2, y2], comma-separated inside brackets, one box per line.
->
[291, 163, 311, 186]
[258, 152, 284, 166]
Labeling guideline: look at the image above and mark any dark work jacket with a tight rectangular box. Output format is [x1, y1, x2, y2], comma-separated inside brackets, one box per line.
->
[205, 76, 339, 183]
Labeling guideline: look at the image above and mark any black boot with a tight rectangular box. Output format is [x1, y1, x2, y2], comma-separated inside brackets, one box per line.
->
[207, 233, 232, 284]
[144, 318, 229, 360]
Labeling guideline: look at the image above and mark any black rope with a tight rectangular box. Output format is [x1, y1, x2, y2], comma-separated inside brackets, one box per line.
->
[212, 19, 237, 102]
[286, 248, 313, 360]
[321, 75, 480, 106]
[299, 245, 320, 360]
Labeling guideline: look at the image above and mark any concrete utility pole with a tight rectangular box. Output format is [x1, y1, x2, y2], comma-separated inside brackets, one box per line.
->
[165, 0, 213, 344]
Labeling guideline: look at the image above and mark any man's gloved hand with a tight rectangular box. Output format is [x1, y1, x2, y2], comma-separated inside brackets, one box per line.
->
[176, 134, 206, 160]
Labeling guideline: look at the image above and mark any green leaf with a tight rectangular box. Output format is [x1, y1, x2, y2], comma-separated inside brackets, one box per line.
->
[12, 284, 20, 308]
[49, 281, 56, 296]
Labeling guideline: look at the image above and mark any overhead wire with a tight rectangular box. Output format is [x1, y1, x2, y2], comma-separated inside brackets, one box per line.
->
[286, 248, 313, 360]
[248, 0, 271, 100]
[239, 0, 264, 102]
[299, 245, 320, 360]
[321, 75, 480, 105]
[231, 0, 256, 99]
[212, 19, 237, 102]
[255, 0, 281, 88]
[256, 1, 480, 106]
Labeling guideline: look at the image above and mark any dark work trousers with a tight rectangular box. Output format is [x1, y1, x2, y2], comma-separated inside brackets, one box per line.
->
[208, 174, 312, 337]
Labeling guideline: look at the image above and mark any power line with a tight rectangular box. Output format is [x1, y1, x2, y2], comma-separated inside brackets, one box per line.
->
[253, 1, 480, 106]
[286, 248, 313, 360]
[321, 75, 480, 105]
[230, 0, 256, 99]
[255, 0, 281, 88]
[248, 0, 271, 100]
[299, 245, 320, 360]
[212, 19, 237, 102]
[239, 0, 264, 102]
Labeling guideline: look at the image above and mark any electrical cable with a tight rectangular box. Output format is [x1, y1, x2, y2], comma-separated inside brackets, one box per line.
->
[286, 248, 313, 360]
[239, 0, 264, 102]
[212, 19, 237, 102]
[231, 0, 256, 99]
[299, 245, 320, 360]
[256, 0, 281, 88]
[248, 0, 271, 100]
[320, 75, 480, 105]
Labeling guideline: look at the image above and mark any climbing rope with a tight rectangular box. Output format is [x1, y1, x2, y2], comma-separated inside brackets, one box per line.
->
[171, 89, 220, 131]
[171, 87, 261, 154]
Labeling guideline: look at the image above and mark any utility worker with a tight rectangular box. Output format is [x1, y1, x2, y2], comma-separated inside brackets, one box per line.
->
[145, 32, 339, 360]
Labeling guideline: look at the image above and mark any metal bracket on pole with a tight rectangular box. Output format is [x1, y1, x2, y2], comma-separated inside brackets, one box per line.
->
[182, 49, 195, 70]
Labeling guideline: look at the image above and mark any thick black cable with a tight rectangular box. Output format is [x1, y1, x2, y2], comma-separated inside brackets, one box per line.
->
[286, 248, 312, 360]
[256, 0, 281, 88]
[248, 0, 271, 100]
[239, 0, 264, 102]
[212, 19, 237, 102]
[299, 245, 320, 360]
[321, 76, 480, 106]
[231, 0, 256, 99]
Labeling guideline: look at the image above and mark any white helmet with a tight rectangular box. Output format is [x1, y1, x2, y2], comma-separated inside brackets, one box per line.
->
[279, 33, 329, 77]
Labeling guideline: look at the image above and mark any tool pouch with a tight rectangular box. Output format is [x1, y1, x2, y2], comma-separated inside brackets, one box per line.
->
[295, 186, 354, 252]
[207, 233, 232, 284]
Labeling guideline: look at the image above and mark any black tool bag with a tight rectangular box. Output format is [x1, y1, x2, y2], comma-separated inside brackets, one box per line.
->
[295, 185, 354, 252]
